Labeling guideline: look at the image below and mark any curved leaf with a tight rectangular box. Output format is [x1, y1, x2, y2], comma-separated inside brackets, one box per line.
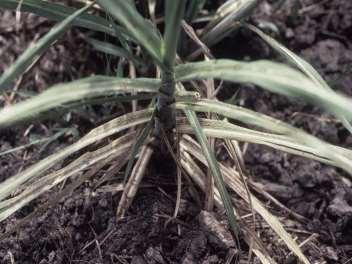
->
[0, 109, 153, 201]
[176, 60, 352, 122]
[0, 133, 134, 222]
[184, 110, 240, 239]
[247, 24, 352, 133]
[176, 99, 352, 175]
[0, 76, 159, 128]
[0, 0, 127, 38]
[0, 2, 93, 91]
[178, 117, 351, 173]
[86, 38, 144, 67]
[96, 0, 164, 69]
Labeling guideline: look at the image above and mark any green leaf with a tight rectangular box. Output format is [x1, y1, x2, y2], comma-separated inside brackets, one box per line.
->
[246, 24, 327, 89]
[0, 0, 129, 38]
[247, 24, 352, 133]
[0, 0, 113, 38]
[86, 38, 144, 67]
[0, 109, 153, 202]
[184, 109, 240, 239]
[163, 0, 187, 69]
[96, 0, 164, 69]
[0, 2, 93, 91]
[176, 99, 352, 175]
[0, 76, 160, 128]
[175, 60, 352, 122]
[179, 117, 352, 172]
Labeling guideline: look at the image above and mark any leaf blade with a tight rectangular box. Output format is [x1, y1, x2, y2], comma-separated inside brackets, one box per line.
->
[0, 0, 126, 37]
[176, 99, 352, 175]
[0, 76, 160, 128]
[246, 24, 352, 133]
[180, 137, 310, 264]
[184, 109, 241, 239]
[96, 0, 164, 69]
[0, 133, 134, 222]
[0, 2, 93, 91]
[86, 38, 144, 67]
[163, 0, 187, 68]
[175, 60, 352, 122]
[0, 109, 153, 201]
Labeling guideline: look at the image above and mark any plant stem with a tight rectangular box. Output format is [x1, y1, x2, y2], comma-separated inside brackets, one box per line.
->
[154, 0, 186, 146]
[155, 70, 176, 146]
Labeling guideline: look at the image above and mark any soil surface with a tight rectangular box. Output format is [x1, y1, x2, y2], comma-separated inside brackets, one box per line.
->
[1, 0, 352, 263]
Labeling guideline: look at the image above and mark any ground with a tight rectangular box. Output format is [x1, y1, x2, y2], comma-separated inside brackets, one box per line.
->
[0, 0, 352, 263]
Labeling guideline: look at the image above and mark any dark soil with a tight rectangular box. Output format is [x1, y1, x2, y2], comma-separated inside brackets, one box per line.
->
[242, 0, 352, 262]
[0, 177, 229, 264]
[1, 0, 352, 263]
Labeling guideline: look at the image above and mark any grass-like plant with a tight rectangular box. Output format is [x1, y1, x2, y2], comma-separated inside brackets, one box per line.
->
[1, 0, 352, 263]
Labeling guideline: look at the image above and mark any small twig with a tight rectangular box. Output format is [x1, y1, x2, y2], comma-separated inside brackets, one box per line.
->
[15, 0, 24, 32]
[160, 126, 182, 219]
[181, 20, 214, 59]
[95, 240, 103, 261]
[94, 155, 130, 188]
[7, 251, 15, 264]
[225, 248, 238, 264]
[147, 0, 157, 25]
[298, 0, 329, 14]
[116, 137, 155, 218]
[286, 233, 319, 258]
[80, 227, 116, 254]
[343, 257, 352, 264]
[160, 125, 203, 217]
[129, 62, 137, 113]
[9, 75, 23, 103]
[155, 213, 191, 229]
[174, 125, 182, 218]
[95, 183, 124, 194]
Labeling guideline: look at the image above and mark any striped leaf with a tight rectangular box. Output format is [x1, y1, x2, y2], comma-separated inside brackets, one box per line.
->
[0, 109, 153, 201]
[247, 24, 352, 133]
[0, 2, 93, 91]
[176, 99, 352, 175]
[0, 133, 134, 222]
[184, 110, 241, 239]
[177, 116, 352, 174]
[0, 76, 160, 128]
[176, 60, 352, 122]
[0, 0, 127, 38]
